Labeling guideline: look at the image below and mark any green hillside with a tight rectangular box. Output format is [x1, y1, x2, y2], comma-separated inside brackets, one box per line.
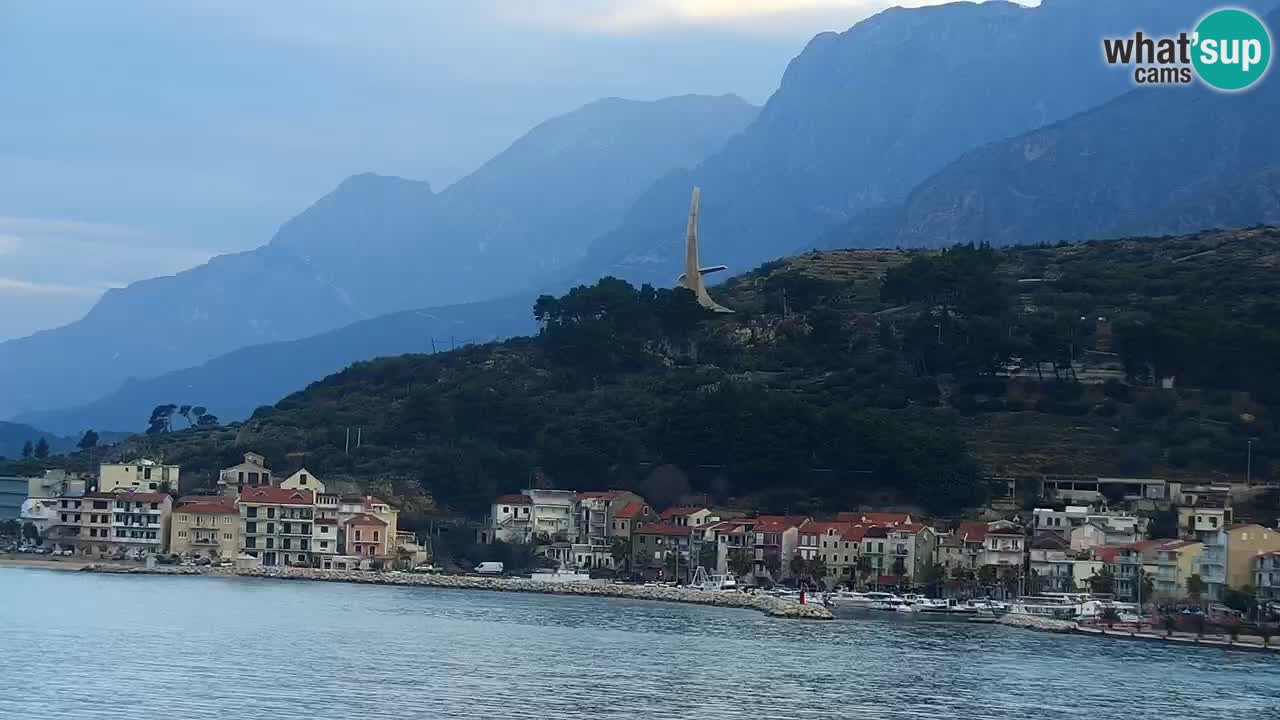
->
[102, 227, 1280, 517]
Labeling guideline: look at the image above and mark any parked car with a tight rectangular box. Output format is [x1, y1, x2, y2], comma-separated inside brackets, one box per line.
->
[474, 562, 505, 575]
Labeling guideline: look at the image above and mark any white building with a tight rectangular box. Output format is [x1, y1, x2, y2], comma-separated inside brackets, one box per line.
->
[99, 459, 180, 494]
[280, 468, 324, 493]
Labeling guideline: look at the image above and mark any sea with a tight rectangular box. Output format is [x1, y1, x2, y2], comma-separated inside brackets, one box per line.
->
[1, 567, 1277, 719]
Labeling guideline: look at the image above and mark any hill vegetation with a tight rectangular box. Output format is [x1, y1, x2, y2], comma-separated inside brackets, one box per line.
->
[90, 227, 1280, 518]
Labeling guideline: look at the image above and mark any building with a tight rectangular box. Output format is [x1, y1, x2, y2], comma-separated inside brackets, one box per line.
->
[1107, 540, 1165, 602]
[575, 490, 647, 569]
[860, 526, 891, 581]
[170, 496, 239, 559]
[0, 475, 27, 520]
[218, 452, 274, 497]
[659, 506, 714, 528]
[631, 523, 695, 581]
[526, 489, 577, 541]
[980, 520, 1025, 568]
[280, 468, 324, 493]
[65, 491, 174, 558]
[1042, 476, 1168, 505]
[752, 516, 804, 582]
[1028, 535, 1074, 594]
[954, 522, 989, 570]
[884, 523, 937, 582]
[1200, 524, 1280, 601]
[344, 513, 389, 559]
[1174, 483, 1233, 538]
[1145, 539, 1202, 600]
[1034, 507, 1140, 544]
[339, 496, 400, 552]
[239, 487, 315, 567]
[99, 459, 180, 494]
[487, 494, 533, 544]
[704, 519, 756, 576]
[830, 526, 867, 585]
[1254, 551, 1280, 607]
[610, 501, 652, 539]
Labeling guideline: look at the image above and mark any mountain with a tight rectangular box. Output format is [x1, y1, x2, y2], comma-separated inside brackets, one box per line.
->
[107, 227, 1280, 515]
[0, 94, 757, 420]
[574, 0, 1234, 289]
[20, 295, 535, 435]
[821, 22, 1280, 249]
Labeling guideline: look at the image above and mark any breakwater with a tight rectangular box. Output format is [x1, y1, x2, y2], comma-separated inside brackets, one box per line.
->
[79, 563, 833, 620]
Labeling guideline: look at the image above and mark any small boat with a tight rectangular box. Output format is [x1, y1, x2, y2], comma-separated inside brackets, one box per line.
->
[966, 609, 998, 624]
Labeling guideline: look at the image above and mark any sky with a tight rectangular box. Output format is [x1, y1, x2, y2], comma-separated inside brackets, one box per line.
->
[0, 0, 956, 342]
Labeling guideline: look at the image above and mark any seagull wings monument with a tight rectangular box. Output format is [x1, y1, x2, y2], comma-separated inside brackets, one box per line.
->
[676, 187, 733, 313]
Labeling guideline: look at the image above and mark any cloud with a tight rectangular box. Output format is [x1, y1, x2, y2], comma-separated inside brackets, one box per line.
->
[0, 234, 19, 256]
[0, 277, 111, 297]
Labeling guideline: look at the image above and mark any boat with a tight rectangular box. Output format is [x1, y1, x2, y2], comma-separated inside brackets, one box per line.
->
[691, 567, 739, 592]
[966, 609, 999, 624]
[1008, 594, 1093, 620]
[914, 598, 981, 618]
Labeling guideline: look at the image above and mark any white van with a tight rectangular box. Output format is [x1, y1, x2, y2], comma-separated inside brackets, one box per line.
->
[474, 561, 505, 575]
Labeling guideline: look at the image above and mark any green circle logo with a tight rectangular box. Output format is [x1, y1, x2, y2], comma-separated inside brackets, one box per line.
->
[1193, 8, 1272, 91]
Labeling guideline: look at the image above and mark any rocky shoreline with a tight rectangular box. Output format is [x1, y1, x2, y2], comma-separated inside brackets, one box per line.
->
[999, 612, 1280, 653]
[78, 564, 833, 620]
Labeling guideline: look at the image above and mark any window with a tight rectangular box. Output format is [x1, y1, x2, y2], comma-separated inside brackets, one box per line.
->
[503, 506, 510, 514]
[299, 474, 308, 485]
[144, 468, 152, 480]
[373, 531, 379, 542]
[355, 530, 362, 541]
[246, 537, 257, 549]
[224, 516, 233, 524]
[267, 523, 275, 534]
[282, 539, 292, 550]
[246, 522, 257, 534]
[266, 538, 274, 549]
[267, 507, 275, 519]
[320, 541, 329, 550]
[223, 533, 233, 541]
[178, 514, 188, 522]
[247, 507, 258, 518]
[177, 530, 188, 538]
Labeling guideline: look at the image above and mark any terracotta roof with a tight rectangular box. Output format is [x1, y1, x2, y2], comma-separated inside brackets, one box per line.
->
[841, 526, 868, 543]
[891, 522, 929, 535]
[176, 496, 237, 514]
[344, 513, 388, 527]
[863, 526, 890, 539]
[614, 501, 647, 519]
[1094, 546, 1124, 563]
[803, 521, 853, 536]
[239, 487, 314, 506]
[1227, 523, 1267, 532]
[962, 517, 988, 540]
[494, 494, 532, 505]
[634, 523, 692, 537]
[660, 506, 706, 519]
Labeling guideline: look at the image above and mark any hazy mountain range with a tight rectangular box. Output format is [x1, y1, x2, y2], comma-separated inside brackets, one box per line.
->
[12, 0, 1280, 436]
[0, 94, 757, 421]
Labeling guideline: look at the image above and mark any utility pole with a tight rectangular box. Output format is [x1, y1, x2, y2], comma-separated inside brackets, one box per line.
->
[1247, 439, 1254, 486]
[344, 427, 350, 455]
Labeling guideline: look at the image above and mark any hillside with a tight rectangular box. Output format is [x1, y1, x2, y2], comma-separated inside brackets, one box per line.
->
[0, 94, 757, 420]
[822, 7, 1280, 250]
[574, 0, 1229, 289]
[111, 227, 1280, 516]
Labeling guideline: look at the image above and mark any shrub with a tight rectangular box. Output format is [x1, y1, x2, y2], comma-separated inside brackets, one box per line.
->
[1137, 392, 1178, 419]
[1103, 380, 1133, 402]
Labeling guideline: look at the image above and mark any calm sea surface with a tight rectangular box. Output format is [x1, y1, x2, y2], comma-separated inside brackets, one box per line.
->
[1, 567, 1278, 719]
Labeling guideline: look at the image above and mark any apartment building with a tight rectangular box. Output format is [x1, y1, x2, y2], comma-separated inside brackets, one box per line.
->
[981, 520, 1025, 567]
[280, 468, 323, 492]
[1200, 524, 1280, 601]
[860, 526, 891, 580]
[1255, 551, 1280, 607]
[99, 459, 180, 494]
[61, 491, 174, 558]
[1144, 539, 1202, 599]
[339, 496, 400, 554]
[487, 494, 532, 543]
[610, 501, 652, 539]
[631, 523, 695, 580]
[239, 487, 314, 567]
[752, 516, 804, 582]
[171, 496, 239, 559]
[218, 452, 274, 497]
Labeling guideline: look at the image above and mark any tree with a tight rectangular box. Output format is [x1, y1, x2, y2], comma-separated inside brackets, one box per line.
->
[78, 430, 99, 451]
[22, 522, 39, 543]
[1147, 509, 1179, 540]
[764, 553, 782, 580]
[855, 556, 873, 589]
[147, 404, 178, 434]
[811, 556, 829, 585]
[1186, 573, 1207, 603]
[728, 547, 753, 580]
[1086, 566, 1116, 595]
[33, 437, 49, 459]
[921, 563, 947, 596]
[890, 557, 907, 577]
[609, 538, 631, 574]
[1222, 586, 1256, 616]
[21, 441, 33, 459]
[977, 564, 998, 589]
[790, 552, 808, 579]
[697, 541, 717, 572]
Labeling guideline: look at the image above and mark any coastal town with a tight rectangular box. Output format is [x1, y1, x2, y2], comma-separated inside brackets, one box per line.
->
[4, 454, 1279, 630]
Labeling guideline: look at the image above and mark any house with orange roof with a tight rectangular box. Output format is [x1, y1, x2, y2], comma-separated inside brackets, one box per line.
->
[344, 513, 389, 559]
[610, 500, 654, 540]
[887, 522, 938, 584]
[171, 495, 238, 559]
[836, 511, 913, 527]
[1144, 539, 1202, 599]
[702, 519, 756, 576]
[631, 523, 698, 581]
[659, 506, 715, 528]
[239, 487, 314, 567]
[828, 525, 867, 585]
